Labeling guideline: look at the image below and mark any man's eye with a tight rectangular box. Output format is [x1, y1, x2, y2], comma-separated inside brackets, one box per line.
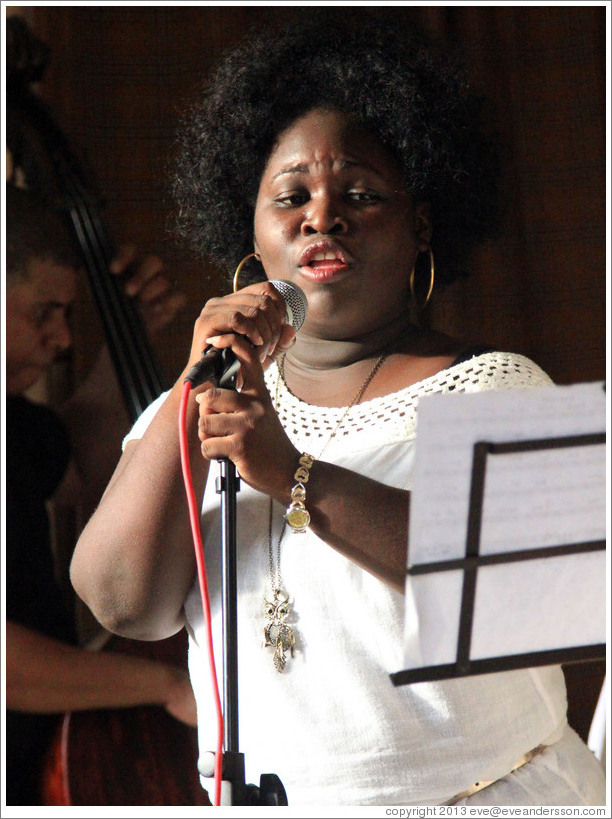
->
[33, 304, 69, 327]
[33, 306, 53, 325]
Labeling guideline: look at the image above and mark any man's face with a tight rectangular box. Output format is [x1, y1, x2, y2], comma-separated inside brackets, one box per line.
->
[5, 256, 77, 396]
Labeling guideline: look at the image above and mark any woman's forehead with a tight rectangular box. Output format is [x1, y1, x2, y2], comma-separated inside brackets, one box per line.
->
[264, 109, 402, 180]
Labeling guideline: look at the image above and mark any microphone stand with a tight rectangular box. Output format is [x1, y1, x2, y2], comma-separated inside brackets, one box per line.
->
[199, 352, 288, 806]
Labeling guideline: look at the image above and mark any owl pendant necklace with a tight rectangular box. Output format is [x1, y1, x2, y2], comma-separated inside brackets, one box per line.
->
[263, 515, 296, 673]
[263, 353, 388, 672]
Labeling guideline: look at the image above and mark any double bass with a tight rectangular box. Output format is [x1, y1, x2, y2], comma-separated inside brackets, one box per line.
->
[7, 16, 209, 806]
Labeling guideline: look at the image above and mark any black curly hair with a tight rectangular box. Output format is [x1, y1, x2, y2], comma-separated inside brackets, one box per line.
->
[172, 12, 500, 288]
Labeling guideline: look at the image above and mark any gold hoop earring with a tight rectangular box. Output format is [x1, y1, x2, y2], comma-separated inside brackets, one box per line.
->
[409, 249, 435, 308]
[233, 252, 261, 292]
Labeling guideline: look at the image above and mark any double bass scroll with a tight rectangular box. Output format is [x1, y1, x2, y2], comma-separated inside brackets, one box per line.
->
[7, 14, 165, 422]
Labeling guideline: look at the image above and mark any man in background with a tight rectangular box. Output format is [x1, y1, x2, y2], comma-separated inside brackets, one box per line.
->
[4, 183, 194, 806]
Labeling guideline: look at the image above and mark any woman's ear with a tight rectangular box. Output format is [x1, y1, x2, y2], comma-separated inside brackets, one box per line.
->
[414, 202, 432, 250]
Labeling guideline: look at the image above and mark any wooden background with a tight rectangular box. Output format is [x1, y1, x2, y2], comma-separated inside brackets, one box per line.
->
[12, 4, 606, 389]
[6, 2, 607, 802]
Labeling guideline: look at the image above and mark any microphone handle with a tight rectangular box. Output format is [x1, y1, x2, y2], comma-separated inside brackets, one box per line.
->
[185, 346, 241, 389]
[184, 279, 306, 389]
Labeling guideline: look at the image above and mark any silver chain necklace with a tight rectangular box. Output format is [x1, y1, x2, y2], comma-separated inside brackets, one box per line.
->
[263, 352, 388, 671]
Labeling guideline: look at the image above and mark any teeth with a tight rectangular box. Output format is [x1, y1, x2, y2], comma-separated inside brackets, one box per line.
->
[311, 251, 340, 261]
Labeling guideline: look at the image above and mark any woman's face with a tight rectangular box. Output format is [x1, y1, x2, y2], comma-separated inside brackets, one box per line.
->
[254, 108, 431, 339]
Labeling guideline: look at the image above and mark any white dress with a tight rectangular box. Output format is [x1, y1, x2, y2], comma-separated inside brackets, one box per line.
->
[125, 352, 606, 806]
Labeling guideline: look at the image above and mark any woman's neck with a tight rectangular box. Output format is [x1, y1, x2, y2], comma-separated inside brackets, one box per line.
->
[288, 311, 418, 371]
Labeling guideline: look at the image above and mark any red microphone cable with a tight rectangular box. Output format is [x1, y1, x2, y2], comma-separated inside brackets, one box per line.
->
[178, 380, 224, 807]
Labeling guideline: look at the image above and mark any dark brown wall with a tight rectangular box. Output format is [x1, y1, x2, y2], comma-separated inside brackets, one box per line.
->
[10, 4, 606, 752]
[19, 4, 606, 389]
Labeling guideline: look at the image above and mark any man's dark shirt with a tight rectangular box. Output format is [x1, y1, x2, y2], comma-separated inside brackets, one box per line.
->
[6, 395, 76, 806]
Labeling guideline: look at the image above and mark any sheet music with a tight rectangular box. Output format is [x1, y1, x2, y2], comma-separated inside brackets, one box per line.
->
[409, 381, 606, 564]
[403, 380, 607, 671]
[470, 552, 605, 658]
[477, 443, 604, 554]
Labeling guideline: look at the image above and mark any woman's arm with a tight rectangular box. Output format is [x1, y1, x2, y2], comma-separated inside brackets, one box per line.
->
[70, 281, 296, 639]
[70, 376, 205, 641]
[299, 461, 409, 592]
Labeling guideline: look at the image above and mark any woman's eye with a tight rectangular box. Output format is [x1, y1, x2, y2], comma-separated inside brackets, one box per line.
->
[275, 192, 309, 207]
[273, 189, 383, 207]
[346, 189, 382, 203]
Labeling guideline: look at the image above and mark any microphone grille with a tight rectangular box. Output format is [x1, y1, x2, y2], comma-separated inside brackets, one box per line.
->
[270, 280, 308, 332]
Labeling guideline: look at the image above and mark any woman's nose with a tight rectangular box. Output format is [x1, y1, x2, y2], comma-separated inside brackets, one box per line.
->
[301, 195, 348, 236]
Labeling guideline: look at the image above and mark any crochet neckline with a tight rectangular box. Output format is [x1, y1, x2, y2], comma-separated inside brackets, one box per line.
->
[264, 350, 548, 456]
[268, 351, 498, 412]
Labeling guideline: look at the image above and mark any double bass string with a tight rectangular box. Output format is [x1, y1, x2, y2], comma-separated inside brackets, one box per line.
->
[16, 83, 166, 422]
[62, 169, 165, 421]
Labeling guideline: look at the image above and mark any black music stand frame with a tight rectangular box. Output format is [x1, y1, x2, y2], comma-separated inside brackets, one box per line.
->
[391, 432, 606, 688]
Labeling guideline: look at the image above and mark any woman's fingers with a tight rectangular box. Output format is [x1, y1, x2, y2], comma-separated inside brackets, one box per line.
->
[190, 282, 288, 365]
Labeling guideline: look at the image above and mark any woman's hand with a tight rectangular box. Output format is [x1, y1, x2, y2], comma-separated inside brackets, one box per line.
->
[194, 331, 299, 504]
[110, 243, 187, 335]
[186, 281, 296, 376]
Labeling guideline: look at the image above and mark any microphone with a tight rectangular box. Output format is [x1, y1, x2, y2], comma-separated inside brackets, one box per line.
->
[184, 279, 307, 388]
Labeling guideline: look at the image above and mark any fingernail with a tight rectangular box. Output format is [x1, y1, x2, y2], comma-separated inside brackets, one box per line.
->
[278, 336, 296, 351]
[205, 336, 221, 346]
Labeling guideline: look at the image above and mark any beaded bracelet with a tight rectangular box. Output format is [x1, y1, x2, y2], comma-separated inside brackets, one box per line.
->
[285, 452, 315, 533]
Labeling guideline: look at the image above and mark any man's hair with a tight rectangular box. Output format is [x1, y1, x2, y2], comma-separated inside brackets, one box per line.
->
[6, 183, 80, 282]
[172, 12, 500, 287]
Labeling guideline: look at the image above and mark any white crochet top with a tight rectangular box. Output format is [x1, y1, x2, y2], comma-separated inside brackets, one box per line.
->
[127, 352, 601, 806]
[268, 350, 554, 458]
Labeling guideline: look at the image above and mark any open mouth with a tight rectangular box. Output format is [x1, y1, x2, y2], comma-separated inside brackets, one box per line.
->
[308, 253, 346, 271]
[299, 244, 349, 278]
[301, 258, 348, 281]
[310, 250, 343, 263]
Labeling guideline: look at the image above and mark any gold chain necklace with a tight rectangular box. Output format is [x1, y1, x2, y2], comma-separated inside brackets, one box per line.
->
[263, 352, 388, 671]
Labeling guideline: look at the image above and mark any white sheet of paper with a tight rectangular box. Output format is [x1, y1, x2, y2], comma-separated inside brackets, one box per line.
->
[403, 380, 606, 672]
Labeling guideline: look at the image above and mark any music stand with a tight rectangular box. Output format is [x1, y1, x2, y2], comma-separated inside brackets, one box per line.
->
[391, 380, 607, 687]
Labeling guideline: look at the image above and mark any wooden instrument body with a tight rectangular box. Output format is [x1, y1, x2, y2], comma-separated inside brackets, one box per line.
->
[41, 634, 210, 806]
[8, 17, 208, 806]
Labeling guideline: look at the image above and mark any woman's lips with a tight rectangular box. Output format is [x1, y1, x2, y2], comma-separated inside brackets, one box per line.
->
[300, 259, 349, 281]
[299, 243, 350, 280]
